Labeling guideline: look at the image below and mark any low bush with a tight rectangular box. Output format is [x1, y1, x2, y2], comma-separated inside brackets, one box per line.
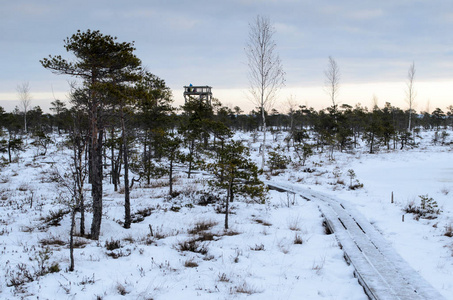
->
[294, 233, 303, 245]
[6, 263, 35, 287]
[184, 259, 199, 268]
[254, 219, 272, 226]
[445, 223, 453, 237]
[218, 272, 230, 282]
[234, 281, 261, 295]
[41, 209, 70, 227]
[197, 193, 220, 206]
[188, 220, 218, 235]
[404, 195, 441, 218]
[40, 236, 66, 246]
[105, 239, 121, 251]
[175, 238, 209, 255]
[131, 207, 154, 223]
[250, 243, 265, 251]
[106, 248, 131, 259]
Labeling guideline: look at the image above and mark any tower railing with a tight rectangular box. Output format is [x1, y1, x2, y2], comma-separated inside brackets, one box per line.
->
[183, 85, 212, 105]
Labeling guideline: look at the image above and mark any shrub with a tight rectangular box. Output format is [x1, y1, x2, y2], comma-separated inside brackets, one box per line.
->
[122, 235, 135, 243]
[40, 236, 66, 246]
[419, 194, 441, 215]
[197, 231, 216, 241]
[312, 256, 326, 275]
[73, 238, 90, 248]
[197, 193, 220, 206]
[294, 233, 303, 245]
[188, 220, 218, 235]
[445, 223, 453, 237]
[17, 183, 30, 192]
[170, 206, 181, 212]
[153, 227, 169, 240]
[268, 146, 291, 174]
[347, 169, 356, 187]
[349, 181, 364, 190]
[105, 239, 121, 251]
[254, 218, 272, 226]
[116, 283, 129, 295]
[6, 263, 35, 287]
[48, 262, 60, 273]
[288, 217, 301, 231]
[218, 272, 230, 282]
[106, 249, 131, 259]
[250, 243, 265, 251]
[35, 247, 55, 276]
[404, 195, 442, 218]
[332, 166, 342, 178]
[303, 167, 315, 173]
[404, 201, 421, 215]
[79, 274, 96, 285]
[175, 238, 209, 255]
[184, 259, 199, 268]
[219, 230, 241, 237]
[234, 281, 261, 295]
[131, 207, 154, 223]
[42, 209, 70, 227]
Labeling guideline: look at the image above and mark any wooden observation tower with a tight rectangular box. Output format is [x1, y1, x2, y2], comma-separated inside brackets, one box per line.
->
[183, 85, 212, 106]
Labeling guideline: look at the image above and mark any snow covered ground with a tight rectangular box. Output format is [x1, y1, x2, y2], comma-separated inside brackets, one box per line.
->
[0, 130, 452, 299]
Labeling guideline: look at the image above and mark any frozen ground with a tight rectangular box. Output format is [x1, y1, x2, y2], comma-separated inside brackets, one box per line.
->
[0, 130, 452, 299]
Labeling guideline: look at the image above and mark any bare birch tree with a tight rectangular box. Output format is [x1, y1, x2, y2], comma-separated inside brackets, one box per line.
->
[323, 56, 341, 160]
[324, 56, 340, 112]
[17, 81, 32, 133]
[406, 62, 416, 132]
[245, 15, 285, 169]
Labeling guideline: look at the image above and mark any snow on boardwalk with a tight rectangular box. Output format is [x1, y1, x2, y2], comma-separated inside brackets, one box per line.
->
[265, 181, 446, 300]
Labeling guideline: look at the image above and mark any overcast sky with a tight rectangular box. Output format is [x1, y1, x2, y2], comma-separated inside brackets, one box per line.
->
[2, 0, 453, 113]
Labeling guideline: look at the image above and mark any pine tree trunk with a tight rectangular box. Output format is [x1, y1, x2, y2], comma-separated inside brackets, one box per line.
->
[169, 158, 173, 196]
[111, 127, 115, 186]
[146, 143, 151, 185]
[7, 140, 11, 163]
[225, 179, 233, 230]
[74, 135, 85, 236]
[188, 140, 194, 178]
[122, 110, 131, 229]
[69, 207, 75, 271]
[90, 128, 103, 240]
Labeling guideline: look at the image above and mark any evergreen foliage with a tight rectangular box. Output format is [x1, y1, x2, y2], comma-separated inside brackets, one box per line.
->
[203, 140, 267, 229]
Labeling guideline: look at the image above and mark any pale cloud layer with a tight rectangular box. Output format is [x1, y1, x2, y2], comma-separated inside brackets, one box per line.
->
[1, 1, 453, 112]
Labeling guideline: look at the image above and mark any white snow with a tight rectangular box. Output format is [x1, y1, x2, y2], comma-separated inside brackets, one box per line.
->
[0, 130, 452, 299]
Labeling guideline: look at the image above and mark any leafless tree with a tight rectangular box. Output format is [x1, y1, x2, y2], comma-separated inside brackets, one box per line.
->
[371, 94, 379, 110]
[16, 82, 32, 133]
[245, 15, 285, 169]
[285, 95, 298, 131]
[406, 62, 416, 132]
[324, 56, 340, 112]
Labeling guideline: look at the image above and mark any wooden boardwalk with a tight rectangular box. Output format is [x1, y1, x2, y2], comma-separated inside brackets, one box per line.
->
[266, 181, 446, 300]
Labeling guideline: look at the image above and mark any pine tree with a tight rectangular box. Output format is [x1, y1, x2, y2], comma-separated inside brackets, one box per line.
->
[41, 29, 142, 239]
[204, 140, 267, 229]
